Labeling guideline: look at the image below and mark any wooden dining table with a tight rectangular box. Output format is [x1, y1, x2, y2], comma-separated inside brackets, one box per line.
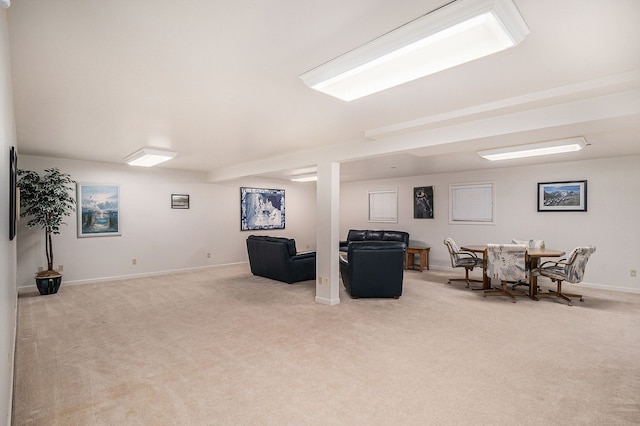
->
[461, 245, 565, 299]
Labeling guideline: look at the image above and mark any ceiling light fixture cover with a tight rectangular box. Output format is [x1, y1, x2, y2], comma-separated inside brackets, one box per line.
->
[290, 173, 318, 182]
[477, 137, 587, 161]
[299, 0, 529, 101]
[123, 148, 177, 167]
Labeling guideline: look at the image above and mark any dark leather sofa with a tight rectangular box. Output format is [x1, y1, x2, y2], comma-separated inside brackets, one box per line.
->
[246, 235, 316, 283]
[339, 241, 406, 298]
[339, 229, 410, 251]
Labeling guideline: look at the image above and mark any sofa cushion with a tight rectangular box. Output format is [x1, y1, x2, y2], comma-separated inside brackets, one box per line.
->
[382, 232, 406, 242]
[366, 230, 383, 240]
[347, 229, 367, 241]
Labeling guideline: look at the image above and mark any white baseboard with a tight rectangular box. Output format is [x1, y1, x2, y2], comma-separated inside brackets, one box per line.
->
[315, 296, 340, 305]
[17, 262, 248, 294]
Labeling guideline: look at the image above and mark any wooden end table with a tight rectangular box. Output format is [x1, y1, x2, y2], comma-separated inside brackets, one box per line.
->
[405, 246, 430, 272]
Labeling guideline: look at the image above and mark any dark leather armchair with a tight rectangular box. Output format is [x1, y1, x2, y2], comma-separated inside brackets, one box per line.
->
[246, 235, 316, 283]
[339, 241, 406, 298]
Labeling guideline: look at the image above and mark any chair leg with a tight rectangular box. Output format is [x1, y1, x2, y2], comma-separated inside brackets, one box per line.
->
[483, 280, 527, 303]
[448, 268, 482, 289]
[538, 280, 584, 306]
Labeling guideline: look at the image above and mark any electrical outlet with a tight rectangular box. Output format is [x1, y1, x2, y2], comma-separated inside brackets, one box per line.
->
[317, 276, 322, 286]
[57, 265, 64, 272]
[631, 269, 637, 278]
[37, 266, 44, 272]
[132, 259, 137, 266]
[324, 277, 329, 286]
[207, 252, 211, 259]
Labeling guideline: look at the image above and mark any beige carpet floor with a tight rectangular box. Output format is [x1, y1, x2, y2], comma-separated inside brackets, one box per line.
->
[12, 264, 640, 425]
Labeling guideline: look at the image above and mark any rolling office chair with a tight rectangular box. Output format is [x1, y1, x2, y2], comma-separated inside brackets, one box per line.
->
[535, 246, 596, 306]
[443, 237, 483, 289]
[511, 239, 544, 291]
[484, 243, 528, 303]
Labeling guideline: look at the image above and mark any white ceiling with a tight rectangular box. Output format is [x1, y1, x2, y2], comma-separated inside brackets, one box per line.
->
[7, 0, 640, 182]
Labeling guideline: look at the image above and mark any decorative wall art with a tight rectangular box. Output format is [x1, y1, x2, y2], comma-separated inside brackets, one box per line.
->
[171, 194, 189, 209]
[413, 186, 434, 219]
[9, 146, 17, 240]
[240, 187, 285, 231]
[537, 180, 587, 212]
[77, 183, 121, 237]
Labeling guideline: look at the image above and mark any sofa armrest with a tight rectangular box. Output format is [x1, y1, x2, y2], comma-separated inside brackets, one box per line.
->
[293, 251, 316, 260]
[289, 252, 316, 282]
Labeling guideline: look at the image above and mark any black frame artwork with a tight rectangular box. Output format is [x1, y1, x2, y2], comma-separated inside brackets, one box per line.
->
[9, 146, 17, 240]
[171, 194, 190, 209]
[413, 186, 434, 219]
[537, 180, 587, 212]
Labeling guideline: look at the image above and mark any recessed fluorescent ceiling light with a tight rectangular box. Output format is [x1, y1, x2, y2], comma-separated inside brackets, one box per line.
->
[123, 148, 177, 167]
[299, 0, 529, 101]
[477, 137, 587, 161]
[290, 173, 318, 182]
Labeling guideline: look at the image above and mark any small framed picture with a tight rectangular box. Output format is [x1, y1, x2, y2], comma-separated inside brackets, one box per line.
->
[413, 186, 433, 219]
[171, 194, 189, 209]
[537, 180, 587, 212]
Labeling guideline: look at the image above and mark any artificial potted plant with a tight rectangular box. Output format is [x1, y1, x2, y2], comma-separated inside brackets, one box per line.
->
[17, 167, 76, 295]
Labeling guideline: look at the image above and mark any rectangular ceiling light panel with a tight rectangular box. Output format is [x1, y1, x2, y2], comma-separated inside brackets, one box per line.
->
[299, 0, 529, 101]
[477, 137, 587, 161]
[124, 148, 177, 167]
[290, 173, 318, 182]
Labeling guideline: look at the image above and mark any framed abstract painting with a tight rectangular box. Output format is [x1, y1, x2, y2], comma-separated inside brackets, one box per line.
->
[240, 187, 285, 231]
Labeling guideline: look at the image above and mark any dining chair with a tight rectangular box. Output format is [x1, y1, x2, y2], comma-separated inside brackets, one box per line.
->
[535, 246, 596, 306]
[510, 239, 544, 290]
[484, 243, 528, 302]
[443, 237, 483, 288]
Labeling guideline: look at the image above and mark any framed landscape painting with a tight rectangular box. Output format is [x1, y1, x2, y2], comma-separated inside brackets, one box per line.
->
[241, 187, 285, 230]
[171, 194, 189, 209]
[77, 183, 121, 237]
[537, 180, 587, 212]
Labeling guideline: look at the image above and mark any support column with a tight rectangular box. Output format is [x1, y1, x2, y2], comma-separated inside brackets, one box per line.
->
[315, 161, 340, 305]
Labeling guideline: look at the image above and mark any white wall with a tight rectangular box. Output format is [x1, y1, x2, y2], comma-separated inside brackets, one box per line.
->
[18, 154, 640, 293]
[340, 155, 640, 293]
[17, 155, 316, 288]
[0, 8, 17, 426]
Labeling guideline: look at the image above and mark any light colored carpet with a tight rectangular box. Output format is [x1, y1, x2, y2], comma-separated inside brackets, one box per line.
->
[13, 264, 640, 425]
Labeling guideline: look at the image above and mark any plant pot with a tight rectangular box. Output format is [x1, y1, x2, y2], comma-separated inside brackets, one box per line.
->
[35, 275, 63, 295]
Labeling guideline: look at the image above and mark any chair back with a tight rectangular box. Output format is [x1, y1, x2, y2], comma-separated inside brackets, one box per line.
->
[443, 237, 461, 267]
[512, 239, 544, 249]
[562, 246, 596, 283]
[487, 243, 527, 282]
[340, 241, 405, 298]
